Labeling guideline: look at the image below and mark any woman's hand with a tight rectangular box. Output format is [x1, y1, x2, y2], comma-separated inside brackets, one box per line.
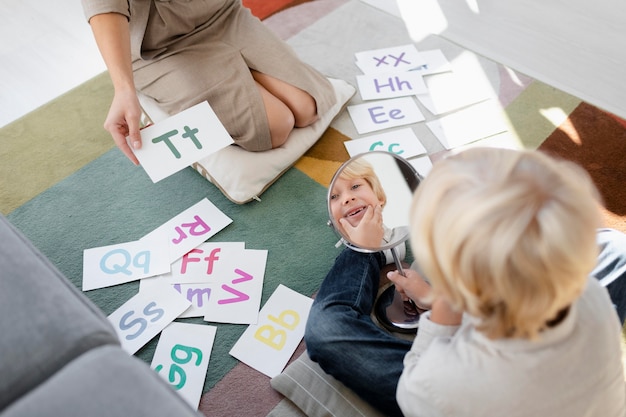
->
[339, 204, 384, 248]
[104, 89, 142, 165]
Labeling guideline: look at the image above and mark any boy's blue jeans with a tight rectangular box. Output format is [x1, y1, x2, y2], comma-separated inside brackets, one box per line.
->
[304, 228, 626, 417]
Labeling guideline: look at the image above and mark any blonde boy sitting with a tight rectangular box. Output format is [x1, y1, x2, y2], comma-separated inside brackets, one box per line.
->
[305, 147, 626, 417]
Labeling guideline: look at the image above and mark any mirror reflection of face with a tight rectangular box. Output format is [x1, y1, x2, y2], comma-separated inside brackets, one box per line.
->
[330, 177, 384, 229]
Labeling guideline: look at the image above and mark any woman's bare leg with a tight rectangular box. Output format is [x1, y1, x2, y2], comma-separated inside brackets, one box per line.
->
[254, 80, 295, 148]
[252, 70, 319, 128]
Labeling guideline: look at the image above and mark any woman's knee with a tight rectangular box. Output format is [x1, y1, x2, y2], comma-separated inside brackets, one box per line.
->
[291, 93, 318, 128]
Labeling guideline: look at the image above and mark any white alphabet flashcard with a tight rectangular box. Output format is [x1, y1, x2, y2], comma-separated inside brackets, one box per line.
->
[151, 322, 217, 409]
[410, 49, 452, 76]
[409, 154, 434, 178]
[203, 249, 268, 325]
[141, 198, 232, 263]
[416, 69, 495, 116]
[138, 278, 208, 319]
[107, 284, 191, 354]
[156, 242, 246, 285]
[229, 284, 313, 378]
[343, 128, 427, 159]
[355, 44, 426, 74]
[132, 101, 234, 183]
[82, 238, 170, 291]
[357, 71, 428, 100]
[347, 97, 425, 134]
[138, 247, 267, 324]
[426, 100, 509, 150]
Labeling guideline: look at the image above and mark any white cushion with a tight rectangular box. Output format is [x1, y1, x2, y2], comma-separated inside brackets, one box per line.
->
[138, 78, 355, 203]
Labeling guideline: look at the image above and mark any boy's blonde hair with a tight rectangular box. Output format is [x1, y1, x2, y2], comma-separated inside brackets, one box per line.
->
[339, 158, 387, 207]
[410, 148, 602, 339]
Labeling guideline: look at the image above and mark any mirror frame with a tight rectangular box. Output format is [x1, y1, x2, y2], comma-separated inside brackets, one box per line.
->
[327, 151, 422, 253]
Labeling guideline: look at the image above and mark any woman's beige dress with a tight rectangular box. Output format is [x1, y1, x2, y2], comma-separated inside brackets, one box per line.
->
[82, 0, 337, 151]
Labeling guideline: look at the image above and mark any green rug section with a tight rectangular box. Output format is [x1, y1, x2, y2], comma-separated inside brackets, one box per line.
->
[7, 148, 341, 393]
[0, 72, 114, 215]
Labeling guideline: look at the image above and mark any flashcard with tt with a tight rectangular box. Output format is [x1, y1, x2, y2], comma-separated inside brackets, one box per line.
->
[347, 97, 425, 134]
[203, 249, 268, 325]
[357, 71, 428, 100]
[107, 284, 191, 354]
[132, 101, 234, 183]
[82, 238, 170, 291]
[151, 322, 217, 409]
[229, 284, 313, 378]
[355, 44, 426, 74]
[344, 128, 427, 159]
[142, 198, 232, 263]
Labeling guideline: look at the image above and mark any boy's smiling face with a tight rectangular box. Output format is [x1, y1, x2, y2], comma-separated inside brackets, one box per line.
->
[330, 176, 383, 228]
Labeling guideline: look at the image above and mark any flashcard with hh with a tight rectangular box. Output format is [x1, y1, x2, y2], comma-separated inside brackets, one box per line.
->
[347, 97, 425, 135]
[107, 284, 191, 354]
[203, 249, 268, 324]
[142, 198, 232, 263]
[426, 100, 509, 150]
[132, 101, 234, 183]
[357, 71, 427, 101]
[344, 128, 427, 159]
[82, 238, 170, 291]
[355, 44, 426, 74]
[410, 49, 452, 76]
[151, 322, 216, 409]
[229, 284, 313, 378]
[157, 241, 246, 285]
[139, 278, 208, 318]
[416, 71, 495, 116]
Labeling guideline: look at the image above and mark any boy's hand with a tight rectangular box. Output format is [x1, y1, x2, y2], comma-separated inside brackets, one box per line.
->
[339, 204, 384, 248]
[387, 268, 432, 310]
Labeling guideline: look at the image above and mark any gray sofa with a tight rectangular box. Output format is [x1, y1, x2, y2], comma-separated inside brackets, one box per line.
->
[0, 214, 201, 417]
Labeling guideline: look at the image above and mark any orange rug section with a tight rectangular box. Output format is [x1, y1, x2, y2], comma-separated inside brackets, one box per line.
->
[243, 0, 313, 20]
[539, 102, 626, 233]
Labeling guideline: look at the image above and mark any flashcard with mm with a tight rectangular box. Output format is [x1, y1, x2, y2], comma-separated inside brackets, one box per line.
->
[343, 128, 426, 159]
[141, 198, 233, 263]
[347, 97, 425, 135]
[229, 284, 313, 378]
[107, 284, 191, 354]
[158, 241, 246, 284]
[355, 44, 426, 74]
[357, 71, 428, 101]
[132, 101, 234, 183]
[151, 322, 217, 409]
[82, 237, 170, 291]
[139, 277, 211, 319]
[203, 249, 268, 325]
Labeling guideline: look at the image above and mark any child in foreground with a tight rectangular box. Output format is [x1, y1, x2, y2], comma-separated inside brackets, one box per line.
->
[305, 147, 626, 417]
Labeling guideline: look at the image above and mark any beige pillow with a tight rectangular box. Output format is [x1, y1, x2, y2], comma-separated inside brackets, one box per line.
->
[270, 351, 386, 417]
[138, 78, 355, 204]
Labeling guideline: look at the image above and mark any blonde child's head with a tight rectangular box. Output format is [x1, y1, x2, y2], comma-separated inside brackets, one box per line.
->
[410, 148, 602, 339]
[337, 158, 387, 206]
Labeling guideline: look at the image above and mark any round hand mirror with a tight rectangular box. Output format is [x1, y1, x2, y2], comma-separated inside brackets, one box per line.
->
[327, 151, 424, 333]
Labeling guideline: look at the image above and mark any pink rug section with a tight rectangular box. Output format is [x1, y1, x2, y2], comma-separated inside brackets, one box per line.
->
[198, 343, 307, 416]
[264, 0, 351, 40]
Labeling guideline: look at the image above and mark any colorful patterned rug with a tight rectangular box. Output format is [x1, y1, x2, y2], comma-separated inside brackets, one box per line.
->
[1, 1, 624, 416]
